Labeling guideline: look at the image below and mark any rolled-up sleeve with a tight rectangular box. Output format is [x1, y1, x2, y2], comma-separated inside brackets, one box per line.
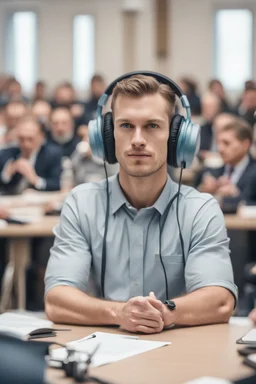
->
[185, 198, 238, 302]
[44, 192, 92, 295]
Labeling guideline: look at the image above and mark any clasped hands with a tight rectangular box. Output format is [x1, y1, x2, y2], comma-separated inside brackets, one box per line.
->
[201, 174, 239, 197]
[114, 292, 173, 334]
[7, 158, 38, 186]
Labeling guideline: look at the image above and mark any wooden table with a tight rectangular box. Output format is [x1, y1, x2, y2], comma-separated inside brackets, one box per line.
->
[0, 216, 59, 311]
[46, 323, 254, 384]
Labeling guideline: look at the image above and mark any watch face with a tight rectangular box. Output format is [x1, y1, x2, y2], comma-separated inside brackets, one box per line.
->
[165, 300, 176, 310]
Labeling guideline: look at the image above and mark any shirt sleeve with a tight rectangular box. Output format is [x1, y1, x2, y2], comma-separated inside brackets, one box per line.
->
[44, 192, 92, 296]
[185, 198, 238, 303]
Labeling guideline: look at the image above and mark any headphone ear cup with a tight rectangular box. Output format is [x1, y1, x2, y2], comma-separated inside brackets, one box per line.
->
[168, 114, 184, 167]
[102, 112, 117, 164]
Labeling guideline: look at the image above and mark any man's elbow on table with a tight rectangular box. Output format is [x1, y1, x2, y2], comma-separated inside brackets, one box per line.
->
[217, 291, 235, 323]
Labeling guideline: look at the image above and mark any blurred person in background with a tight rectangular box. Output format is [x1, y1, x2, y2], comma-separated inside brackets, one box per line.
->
[237, 87, 256, 128]
[31, 100, 52, 130]
[51, 82, 84, 127]
[71, 127, 119, 186]
[200, 113, 238, 162]
[0, 100, 27, 148]
[208, 79, 232, 113]
[48, 106, 80, 158]
[199, 92, 222, 159]
[0, 74, 11, 106]
[0, 115, 62, 195]
[195, 118, 256, 212]
[32, 80, 47, 102]
[6, 78, 29, 104]
[178, 76, 201, 116]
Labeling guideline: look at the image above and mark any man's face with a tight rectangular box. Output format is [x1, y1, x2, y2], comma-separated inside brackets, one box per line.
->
[5, 104, 27, 130]
[50, 109, 73, 138]
[91, 80, 105, 99]
[113, 93, 170, 178]
[17, 121, 44, 157]
[217, 130, 250, 165]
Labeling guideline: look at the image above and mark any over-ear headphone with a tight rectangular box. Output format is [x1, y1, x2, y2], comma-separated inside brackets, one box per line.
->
[88, 70, 200, 168]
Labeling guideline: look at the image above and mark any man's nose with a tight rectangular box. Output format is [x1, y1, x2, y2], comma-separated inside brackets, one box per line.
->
[131, 127, 146, 148]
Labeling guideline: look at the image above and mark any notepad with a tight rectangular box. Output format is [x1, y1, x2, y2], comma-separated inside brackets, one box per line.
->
[50, 331, 171, 367]
[0, 312, 55, 340]
[236, 328, 256, 344]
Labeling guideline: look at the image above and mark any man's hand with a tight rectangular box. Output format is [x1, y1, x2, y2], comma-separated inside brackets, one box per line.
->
[115, 296, 164, 334]
[199, 173, 218, 194]
[216, 183, 240, 197]
[149, 292, 175, 328]
[14, 159, 39, 186]
[0, 206, 9, 220]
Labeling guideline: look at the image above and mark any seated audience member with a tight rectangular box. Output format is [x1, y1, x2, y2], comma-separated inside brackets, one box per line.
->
[208, 79, 232, 113]
[32, 80, 47, 102]
[48, 106, 80, 158]
[195, 118, 256, 211]
[5, 78, 29, 104]
[178, 77, 201, 116]
[200, 113, 238, 161]
[45, 73, 236, 333]
[0, 100, 27, 148]
[199, 92, 222, 158]
[0, 115, 62, 194]
[31, 100, 52, 129]
[237, 87, 256, 128]
[71, 128, 119, 185]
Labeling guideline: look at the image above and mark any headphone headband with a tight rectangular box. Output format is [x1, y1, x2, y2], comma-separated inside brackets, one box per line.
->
[96, 70, 191, 121]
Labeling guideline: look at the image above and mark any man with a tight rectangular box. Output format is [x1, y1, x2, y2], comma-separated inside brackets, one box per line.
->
[237, 87, 256, 127]
[0, 115, 62, 194]
[45, 74, 236, 334]
[0, 100, 27, 148]
[199, 92, 222, 159]
[195, 118, 256, 211]
[48, 106, 80, 158]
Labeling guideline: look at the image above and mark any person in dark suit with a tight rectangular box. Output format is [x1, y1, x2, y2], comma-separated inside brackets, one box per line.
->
[47, 106, 80, 158]
[199, 92, 222, 160]
[195, 118, 256, 208]
[0, 115, 62, 195]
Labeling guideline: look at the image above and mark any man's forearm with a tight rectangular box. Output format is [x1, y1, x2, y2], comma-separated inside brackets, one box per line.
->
[45, 285, 124, 325]
[165, 287, 235, 327]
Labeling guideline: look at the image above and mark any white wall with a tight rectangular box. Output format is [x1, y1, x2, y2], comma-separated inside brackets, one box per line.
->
[0, 0, 255, 94]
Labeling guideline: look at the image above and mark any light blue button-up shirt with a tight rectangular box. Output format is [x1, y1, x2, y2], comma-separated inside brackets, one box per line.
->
[45, 175, 237, 302]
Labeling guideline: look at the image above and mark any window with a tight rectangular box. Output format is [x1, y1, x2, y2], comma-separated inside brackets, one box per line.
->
[73, 15, 95, 92]
[215, 9, 253, 90]
[5, 11, 37, 93]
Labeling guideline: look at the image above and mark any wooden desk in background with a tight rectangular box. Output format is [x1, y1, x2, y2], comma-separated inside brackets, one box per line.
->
[47, 323, 254, 384]
[0, 216, 59, 311]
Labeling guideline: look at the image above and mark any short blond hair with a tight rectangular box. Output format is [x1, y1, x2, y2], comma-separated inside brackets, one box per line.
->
[111, 75, 176, 116]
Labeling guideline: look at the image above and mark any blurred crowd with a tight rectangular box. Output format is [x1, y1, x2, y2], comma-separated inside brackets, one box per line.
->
[0, 72, 255, 311]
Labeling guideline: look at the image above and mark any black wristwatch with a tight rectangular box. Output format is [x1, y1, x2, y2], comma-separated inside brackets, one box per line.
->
[165, 300, 176, 310]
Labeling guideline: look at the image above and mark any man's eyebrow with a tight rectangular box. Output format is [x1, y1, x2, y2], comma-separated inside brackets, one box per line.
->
[115, 118, 165, 123]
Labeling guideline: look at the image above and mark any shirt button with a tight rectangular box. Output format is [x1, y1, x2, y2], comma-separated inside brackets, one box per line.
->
[134, 280, 139, 286]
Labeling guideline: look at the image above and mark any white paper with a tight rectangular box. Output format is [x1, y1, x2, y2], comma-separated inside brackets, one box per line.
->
[241, 328, 256, 342]
[184, 378, 231, 384]
[0, 312, 53, 338]
[51, 331, 171, 367]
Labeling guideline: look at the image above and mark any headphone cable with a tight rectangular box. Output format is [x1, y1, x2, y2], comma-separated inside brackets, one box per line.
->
[158, 163, 186, 301]
[101, 161, 110, 298]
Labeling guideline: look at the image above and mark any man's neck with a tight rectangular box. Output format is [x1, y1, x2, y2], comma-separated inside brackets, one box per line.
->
[118, 166, 168, 210]
[229, 153, 249, 168]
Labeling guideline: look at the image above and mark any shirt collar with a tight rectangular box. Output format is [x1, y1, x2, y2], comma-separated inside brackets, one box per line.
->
[110, 174, 174, 215]
[225, 154, 250, 175]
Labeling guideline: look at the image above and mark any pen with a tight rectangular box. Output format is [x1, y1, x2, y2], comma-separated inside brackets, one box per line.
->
[76, 334, 96, 343]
